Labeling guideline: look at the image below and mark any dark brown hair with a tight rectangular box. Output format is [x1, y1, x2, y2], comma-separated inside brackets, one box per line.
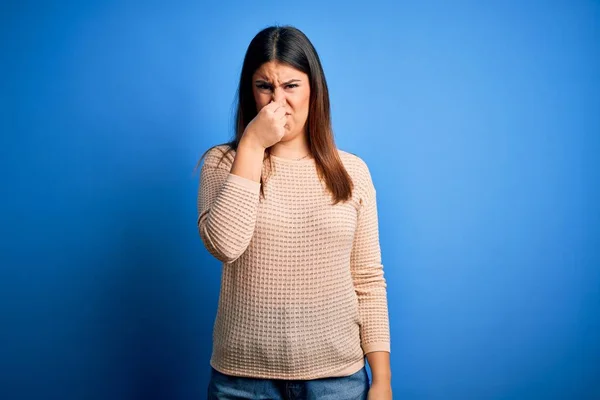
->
[197, 24, 353, 204]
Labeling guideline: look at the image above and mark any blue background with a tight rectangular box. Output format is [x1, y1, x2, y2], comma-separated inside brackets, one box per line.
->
[2, 1, 599, 399]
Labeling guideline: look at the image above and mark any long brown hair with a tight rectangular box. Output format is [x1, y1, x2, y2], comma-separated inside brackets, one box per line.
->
[197, 25, 353, 205]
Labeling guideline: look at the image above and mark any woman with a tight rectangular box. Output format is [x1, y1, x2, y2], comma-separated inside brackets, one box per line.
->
[197, 25, 392, 399]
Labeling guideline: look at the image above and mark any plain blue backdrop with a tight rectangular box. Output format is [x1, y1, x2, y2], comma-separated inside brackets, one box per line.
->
[1, 1, 599, 399]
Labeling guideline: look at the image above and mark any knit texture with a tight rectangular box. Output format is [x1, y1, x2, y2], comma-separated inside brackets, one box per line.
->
[197, 144, 390, 380]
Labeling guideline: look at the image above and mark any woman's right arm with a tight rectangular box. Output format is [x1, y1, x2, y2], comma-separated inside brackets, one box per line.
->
[197, 135, 265, 264]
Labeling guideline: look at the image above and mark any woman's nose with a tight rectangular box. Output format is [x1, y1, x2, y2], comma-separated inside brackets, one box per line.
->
[272, 87, 285, 104]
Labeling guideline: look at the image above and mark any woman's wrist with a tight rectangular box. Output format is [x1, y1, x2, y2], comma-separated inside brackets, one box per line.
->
[240, 129, 265, 152]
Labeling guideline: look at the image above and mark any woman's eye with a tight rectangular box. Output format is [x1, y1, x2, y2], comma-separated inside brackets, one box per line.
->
[256, 83, 297, 90]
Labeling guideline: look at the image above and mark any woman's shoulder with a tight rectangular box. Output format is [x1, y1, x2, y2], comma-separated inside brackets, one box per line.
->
[202, 143, 236, 169]
[337, 148, 372, 178]
[337, 148, 377, 202]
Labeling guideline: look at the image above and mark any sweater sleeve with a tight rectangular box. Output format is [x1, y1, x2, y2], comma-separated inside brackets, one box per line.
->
[197, 148, 262, 264]
[350, 161, 391, 355]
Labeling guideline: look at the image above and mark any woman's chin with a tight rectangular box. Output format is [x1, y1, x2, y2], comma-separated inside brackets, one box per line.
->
[280, 126, 303, 141]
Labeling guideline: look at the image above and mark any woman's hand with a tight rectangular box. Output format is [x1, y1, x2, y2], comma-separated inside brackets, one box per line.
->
[368, 382, 393, 399]
[243, 100, 288, 149]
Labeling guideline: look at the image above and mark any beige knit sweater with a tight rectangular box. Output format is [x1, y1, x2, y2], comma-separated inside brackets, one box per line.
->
[197, 144, 390, 380]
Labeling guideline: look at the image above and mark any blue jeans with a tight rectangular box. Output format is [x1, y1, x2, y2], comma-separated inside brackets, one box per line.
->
[207, 365, 370, 400]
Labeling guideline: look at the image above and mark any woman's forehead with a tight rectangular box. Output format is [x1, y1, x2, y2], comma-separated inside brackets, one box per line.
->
[253, 61, 306, 82]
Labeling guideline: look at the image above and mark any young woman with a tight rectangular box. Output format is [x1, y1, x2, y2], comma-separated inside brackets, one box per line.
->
[197, 25, 392, 399]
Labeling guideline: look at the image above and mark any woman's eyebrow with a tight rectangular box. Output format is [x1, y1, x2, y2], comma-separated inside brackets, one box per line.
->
[254, 79, 301, 85]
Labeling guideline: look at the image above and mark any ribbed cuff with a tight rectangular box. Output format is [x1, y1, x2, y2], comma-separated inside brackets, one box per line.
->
[362, 341, 391, 355]
[227, 172, 261, 192]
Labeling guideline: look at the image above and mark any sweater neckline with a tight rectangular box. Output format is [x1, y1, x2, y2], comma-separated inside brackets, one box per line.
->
[269, 153, 315, 165]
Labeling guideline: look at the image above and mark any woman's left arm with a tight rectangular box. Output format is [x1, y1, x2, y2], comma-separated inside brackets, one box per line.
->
[349, 160, 392, 399]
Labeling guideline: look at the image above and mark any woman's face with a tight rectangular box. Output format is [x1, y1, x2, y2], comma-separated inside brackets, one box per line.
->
[252, 61, 311, 139]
